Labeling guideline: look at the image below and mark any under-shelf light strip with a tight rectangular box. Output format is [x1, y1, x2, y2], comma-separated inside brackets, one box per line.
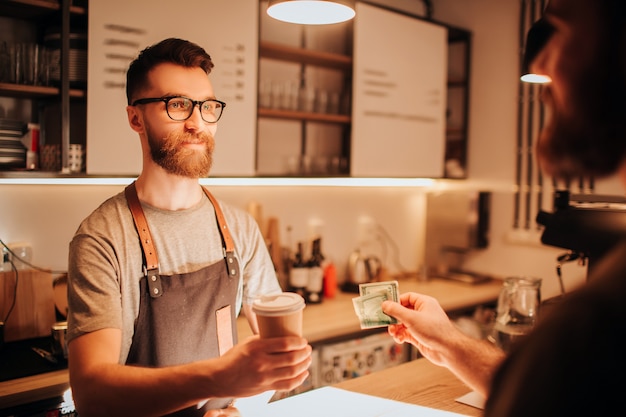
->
[0, 177, 436, 187]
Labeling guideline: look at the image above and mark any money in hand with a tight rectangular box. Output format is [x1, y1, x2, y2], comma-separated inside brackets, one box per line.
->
[352, 280, 399, 329]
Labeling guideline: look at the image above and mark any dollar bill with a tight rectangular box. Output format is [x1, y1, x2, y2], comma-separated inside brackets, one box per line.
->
[352, 280, 399, 329]
[359, 280, 399, 301]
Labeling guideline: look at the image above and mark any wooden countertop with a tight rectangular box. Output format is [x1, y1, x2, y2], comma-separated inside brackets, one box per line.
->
[0, 277, 501, 410]
[0, 369, 69, 410]
[239, 277, 502, 342]
[335, 357, 482, 416]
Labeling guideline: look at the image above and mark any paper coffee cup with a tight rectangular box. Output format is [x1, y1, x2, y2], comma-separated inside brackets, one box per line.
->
[252, 292, 305, 338]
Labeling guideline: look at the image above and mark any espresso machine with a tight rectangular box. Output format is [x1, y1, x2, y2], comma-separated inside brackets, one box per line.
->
[537, 190, 626, 279]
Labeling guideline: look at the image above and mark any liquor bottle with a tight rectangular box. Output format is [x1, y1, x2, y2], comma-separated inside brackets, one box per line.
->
[288, 242, 308, 298]
[306, 237, 325, 303]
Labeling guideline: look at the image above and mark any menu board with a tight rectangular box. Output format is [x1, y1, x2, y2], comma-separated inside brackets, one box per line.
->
[87, 0, 258, 175]
[351, 2, 447, 177]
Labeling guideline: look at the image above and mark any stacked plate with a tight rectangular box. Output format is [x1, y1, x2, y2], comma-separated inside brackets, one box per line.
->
[0, 119, 27, 169]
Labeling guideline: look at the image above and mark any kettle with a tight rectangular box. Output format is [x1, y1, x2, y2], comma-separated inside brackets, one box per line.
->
[347, 250, 382, 285]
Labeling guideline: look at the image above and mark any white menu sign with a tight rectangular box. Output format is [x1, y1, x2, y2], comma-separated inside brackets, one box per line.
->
[351, 2, 447, 177]
[87, 0, 258, 176]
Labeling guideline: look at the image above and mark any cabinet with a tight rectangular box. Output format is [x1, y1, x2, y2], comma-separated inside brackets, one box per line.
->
[0, 0, 87, 173]
[257, 1, 472, 178]
[256, 3, 353, 177]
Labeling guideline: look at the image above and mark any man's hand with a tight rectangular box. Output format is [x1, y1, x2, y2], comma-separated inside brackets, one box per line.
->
[207, 335, 312, 398]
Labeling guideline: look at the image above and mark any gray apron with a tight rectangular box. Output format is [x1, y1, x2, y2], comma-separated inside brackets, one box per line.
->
[124, 182, 240, 416]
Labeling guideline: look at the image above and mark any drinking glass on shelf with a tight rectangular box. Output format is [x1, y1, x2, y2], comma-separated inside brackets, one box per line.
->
[21, 43, 39, 85]
[38, 46, 53, 86]
[0, 41, 10, 82]
[282, 81, 299, 111]
[299, 86, 315, 113]
[328, 92, 340, 114]
[259, 79, 273, 108]
[8, 42, 21, 84]
[315, 89, 328, 113]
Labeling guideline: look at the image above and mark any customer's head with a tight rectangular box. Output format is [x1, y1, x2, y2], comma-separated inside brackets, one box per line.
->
[531, 0, 626, 179]
[126, 38, 214, 105]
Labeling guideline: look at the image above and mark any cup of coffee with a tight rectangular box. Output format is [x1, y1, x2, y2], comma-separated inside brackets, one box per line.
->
[252, 292, 305, 338]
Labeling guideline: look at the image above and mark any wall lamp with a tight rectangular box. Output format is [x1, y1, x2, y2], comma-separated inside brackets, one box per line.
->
[267, 0, 356, 25]
[520, 18, 554, 84]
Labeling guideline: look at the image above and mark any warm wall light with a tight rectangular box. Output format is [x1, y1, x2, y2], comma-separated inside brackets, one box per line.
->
[520, 17, 553, 84]
[267, 0, 356, 25]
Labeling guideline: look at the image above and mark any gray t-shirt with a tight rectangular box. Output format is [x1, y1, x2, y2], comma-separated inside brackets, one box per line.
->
[67, 189, 281, 363]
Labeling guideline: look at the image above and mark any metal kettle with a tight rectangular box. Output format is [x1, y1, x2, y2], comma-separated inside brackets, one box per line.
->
[347, 250, 382, 284]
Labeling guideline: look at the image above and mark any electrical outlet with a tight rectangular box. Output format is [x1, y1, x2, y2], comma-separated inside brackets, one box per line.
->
[7, 242, 32, 268]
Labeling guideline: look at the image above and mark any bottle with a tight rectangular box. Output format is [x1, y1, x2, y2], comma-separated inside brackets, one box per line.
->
[305, 237, 325, 304]
[323, 262, 337, 299]
[288, 242, 308, 298]
[25, 123, 40, 170]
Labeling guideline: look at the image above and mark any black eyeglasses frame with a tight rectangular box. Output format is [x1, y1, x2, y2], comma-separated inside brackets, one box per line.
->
[131, 96, 226, 123]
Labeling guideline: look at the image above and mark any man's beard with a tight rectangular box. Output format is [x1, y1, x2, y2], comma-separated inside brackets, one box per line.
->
[148, 129, 215, 178]
[536, 66, 626, 180]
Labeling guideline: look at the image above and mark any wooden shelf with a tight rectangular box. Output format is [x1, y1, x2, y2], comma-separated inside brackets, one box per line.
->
[259, 41, 352, 71]
[258, 107, 350, 124]
[0, 0, 86, 19]
[0, 82, 86, 99]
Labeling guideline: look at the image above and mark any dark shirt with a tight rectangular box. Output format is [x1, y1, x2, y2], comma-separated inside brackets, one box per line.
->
[485, 239, 626, 416]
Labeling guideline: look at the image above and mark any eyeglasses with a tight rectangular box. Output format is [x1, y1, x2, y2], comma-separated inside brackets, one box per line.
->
[131, 96, 226, 123]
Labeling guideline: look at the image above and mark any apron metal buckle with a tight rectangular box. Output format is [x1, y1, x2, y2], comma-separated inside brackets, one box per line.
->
[225, 251, 239, 278]
[144, 266, 163, 298]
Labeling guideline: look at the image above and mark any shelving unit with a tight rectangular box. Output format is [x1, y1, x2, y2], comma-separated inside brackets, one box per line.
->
[259, 41, 352, 71]
[257, 22, 354, 177]
[0, 0, 87, 173]
[258, 40, 352, 126]
[257, 2, 472, 179]
[1, 1, 469, 180]
[445, 26, 472, 179]
[258, 107, 350, 125]
[0, 0, 85, 16]
[0, 82, 85, 99]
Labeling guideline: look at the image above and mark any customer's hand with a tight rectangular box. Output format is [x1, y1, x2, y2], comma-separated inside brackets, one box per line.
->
[382, 292, 464, 367]
[207, 335, 312, 399]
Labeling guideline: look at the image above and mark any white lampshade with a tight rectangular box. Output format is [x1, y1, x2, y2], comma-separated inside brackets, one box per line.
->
[267, 0, 356, 25]
[520, 18, 553, 84]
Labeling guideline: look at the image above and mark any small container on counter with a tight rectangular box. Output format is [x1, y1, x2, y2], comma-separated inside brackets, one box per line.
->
[51, 321, 68, 359]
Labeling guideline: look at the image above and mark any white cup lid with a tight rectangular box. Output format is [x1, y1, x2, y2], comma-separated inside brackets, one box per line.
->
[252, 292, 305, 316]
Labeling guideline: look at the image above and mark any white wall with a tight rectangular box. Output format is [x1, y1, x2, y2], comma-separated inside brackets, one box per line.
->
[0, 184, 426, 287]
[3, 0, 613, 299]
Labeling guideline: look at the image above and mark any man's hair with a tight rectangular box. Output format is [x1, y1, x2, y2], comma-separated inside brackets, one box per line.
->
[126, 38, 214, 105]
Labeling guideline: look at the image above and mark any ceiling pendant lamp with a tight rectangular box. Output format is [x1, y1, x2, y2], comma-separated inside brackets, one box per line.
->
[520, 18, 553, 84]
[267, 0, 356, 25]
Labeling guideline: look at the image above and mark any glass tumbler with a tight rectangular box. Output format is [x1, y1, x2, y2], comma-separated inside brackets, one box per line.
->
[490, 276, 542, 351]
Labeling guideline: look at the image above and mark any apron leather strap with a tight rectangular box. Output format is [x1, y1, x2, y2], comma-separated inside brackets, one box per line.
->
[125, 181, 162, 298]
[202, 186, 240, 278]
[125, 181, 239, 297]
